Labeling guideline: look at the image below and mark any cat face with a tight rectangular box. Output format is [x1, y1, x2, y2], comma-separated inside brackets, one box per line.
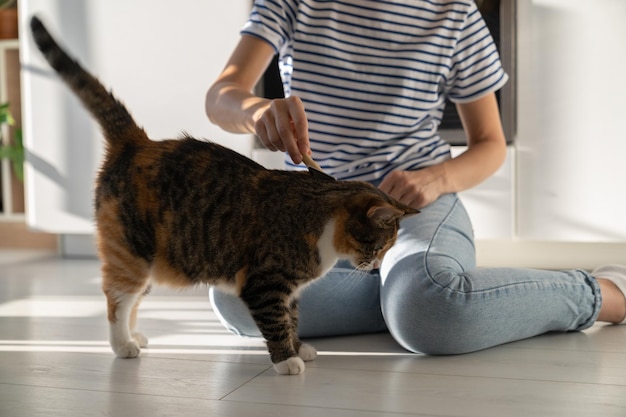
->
[336, 192, 419, 271]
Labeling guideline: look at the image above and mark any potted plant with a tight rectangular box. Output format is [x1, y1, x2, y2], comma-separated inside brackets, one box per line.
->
[0, 0, 17, 40]
[0, 101, 23, 182]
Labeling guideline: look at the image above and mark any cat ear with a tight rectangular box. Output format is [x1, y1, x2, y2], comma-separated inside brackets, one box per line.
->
[367, 204, 407, 226]
[396, 201, 420, 216]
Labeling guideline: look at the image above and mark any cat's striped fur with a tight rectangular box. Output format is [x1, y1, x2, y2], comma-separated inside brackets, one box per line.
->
[30, 16, 418, 375]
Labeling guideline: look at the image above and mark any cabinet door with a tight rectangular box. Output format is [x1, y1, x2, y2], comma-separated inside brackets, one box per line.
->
[516, 0, 626, 242]
[453, 146, 515, 240]
[20, 0, 252, 233]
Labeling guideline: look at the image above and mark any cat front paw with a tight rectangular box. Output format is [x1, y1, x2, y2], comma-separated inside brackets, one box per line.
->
[112, 340, 141, 358]
[132, 332, 149, 348]
[298, 343, 317, 362]
[273, 357, 306, 375]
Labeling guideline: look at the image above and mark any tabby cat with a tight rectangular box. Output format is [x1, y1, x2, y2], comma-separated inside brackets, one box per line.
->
[30, 16, 418, 375]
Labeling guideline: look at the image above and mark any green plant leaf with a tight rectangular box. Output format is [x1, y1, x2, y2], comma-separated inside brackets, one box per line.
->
[0, 146, 18, 159]
[0, 102, 14, 126]
[0, 102, 24, 182]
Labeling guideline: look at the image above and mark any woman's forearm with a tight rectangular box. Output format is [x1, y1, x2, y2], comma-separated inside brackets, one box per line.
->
[205, 35, 276, 135]
[441, 92, 508, 193]
[205, 81, 270, 134]
[437, 138, 507, 194]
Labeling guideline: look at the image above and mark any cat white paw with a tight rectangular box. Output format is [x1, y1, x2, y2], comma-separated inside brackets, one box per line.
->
[298, 343, 317, 362]
[273, 357, 306, 375]
[132, 332, 149, 348]
[112, 340, 141, 358]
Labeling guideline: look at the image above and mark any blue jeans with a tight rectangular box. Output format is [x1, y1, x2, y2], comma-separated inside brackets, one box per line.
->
[209, 193, 602, 354]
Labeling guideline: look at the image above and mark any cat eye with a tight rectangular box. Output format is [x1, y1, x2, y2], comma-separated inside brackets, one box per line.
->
[354, 235, 375, 245]
[370, 246, 384, 257]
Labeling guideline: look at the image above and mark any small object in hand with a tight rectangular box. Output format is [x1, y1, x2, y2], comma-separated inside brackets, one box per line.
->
[301, 153, 335, 181]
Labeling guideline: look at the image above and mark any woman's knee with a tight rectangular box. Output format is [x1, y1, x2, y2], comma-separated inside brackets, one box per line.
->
[385, 303, 488, 355]
[381, 256, 487, 355]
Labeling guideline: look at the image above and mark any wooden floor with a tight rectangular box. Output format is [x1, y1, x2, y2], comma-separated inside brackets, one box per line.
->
[1, 251, 625, 417]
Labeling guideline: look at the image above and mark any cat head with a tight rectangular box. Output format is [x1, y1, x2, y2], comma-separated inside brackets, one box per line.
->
[334, 187, 419, 271]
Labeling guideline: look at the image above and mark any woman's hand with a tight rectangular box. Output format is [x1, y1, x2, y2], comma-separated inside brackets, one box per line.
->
[253, 96, 310, 165]
[379, 165, 447, 209]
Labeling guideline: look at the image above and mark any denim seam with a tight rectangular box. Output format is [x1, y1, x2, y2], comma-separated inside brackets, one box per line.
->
[423, 194, 462, 289]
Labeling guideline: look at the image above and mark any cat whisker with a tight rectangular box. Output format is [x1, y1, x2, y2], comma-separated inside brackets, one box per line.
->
[356, 261, 377, 272]
[333, 269, 369, 293]
[319, 266, 368, 294]
[346, 267, 368, 280]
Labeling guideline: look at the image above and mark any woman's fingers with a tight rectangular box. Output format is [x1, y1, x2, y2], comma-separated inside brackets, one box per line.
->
[254, 96, 309, 164]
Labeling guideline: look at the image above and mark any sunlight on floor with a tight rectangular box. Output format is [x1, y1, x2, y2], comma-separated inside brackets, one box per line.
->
[0, 294, 410, 357]
[0, 339, 412, 357]
[0, 296, 212, 318]
[0, 297, 106, 317]
[0, 341, 270, 355]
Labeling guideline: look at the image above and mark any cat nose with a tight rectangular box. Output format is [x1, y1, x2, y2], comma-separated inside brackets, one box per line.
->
[372, 259, 381, 269]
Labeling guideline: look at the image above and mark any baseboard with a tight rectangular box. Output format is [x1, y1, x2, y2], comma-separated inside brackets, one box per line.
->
[476, 240, 626, 270]
[0, 221, 58, 250]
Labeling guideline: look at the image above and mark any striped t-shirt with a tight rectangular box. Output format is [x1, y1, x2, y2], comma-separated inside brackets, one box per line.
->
[243, 0, 508, 181]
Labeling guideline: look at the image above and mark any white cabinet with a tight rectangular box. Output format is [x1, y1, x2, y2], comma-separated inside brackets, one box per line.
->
[453, 146, 515, 240]
[515, 0, 626, 242]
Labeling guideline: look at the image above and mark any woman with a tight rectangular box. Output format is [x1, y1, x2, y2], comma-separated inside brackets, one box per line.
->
[205, 0, 626, 354]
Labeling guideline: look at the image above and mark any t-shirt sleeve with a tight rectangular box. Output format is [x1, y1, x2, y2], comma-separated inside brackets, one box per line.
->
[445, 2, 508, 103]
[241, 0, 298, 54]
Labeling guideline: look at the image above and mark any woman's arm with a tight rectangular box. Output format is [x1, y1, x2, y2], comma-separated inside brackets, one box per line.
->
[206, 35, 310, 164]
[205, 35, 273, 134]
[441, 92, 508, 193]
[379, 93, 507, 209]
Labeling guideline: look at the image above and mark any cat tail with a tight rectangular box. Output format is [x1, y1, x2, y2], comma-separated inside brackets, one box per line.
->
[29, 16, 148, 147]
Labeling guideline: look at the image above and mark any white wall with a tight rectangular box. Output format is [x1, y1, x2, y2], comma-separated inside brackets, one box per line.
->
[516, 0, 626, 242]
[462, 0, 626, 268]
[19, 0, 253, 234]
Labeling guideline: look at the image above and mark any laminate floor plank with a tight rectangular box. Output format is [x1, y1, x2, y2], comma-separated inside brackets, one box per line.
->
[0, 384, 422, 417]
[224, 366, 626, 417]
[0, 351, 269, 400]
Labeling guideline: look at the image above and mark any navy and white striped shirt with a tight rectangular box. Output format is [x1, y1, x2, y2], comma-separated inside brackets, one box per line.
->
[243, 0, 508, 181]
